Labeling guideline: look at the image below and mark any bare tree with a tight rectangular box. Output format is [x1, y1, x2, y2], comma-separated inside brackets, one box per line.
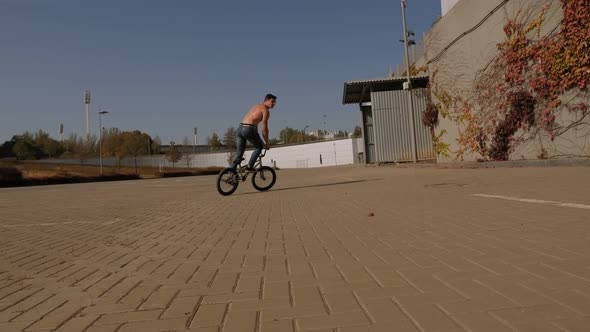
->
[223, 127, 237, 150]
[124, 131, 150, 174]
[351, 126, 362, 138]
[207, 132, 222, 151]
[165, 142, 182, 167]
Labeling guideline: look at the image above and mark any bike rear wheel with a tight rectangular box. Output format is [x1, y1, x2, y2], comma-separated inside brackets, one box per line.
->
[217, 168, 239, 196]
[251, 166, 276, 191]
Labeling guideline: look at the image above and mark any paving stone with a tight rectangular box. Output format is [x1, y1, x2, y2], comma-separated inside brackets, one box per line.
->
[94, 309, 162, 325]
[296, 311, 370, 330]
[222, 310, 257, 332]
[190, 303, 227, 328]
[117, 317, 187, 332]
[0, 166, 589, 331]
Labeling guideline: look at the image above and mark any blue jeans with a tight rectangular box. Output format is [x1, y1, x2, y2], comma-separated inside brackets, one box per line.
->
[232, 124, 263, 169]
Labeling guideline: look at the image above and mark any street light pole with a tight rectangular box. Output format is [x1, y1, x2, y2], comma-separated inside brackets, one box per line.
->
[193, 127, 198, 153]
[401, 0, 418, 163]
[98, 107, 110, 175]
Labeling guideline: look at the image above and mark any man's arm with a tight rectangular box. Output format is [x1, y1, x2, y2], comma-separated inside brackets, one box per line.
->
[261, 108, 270, 149]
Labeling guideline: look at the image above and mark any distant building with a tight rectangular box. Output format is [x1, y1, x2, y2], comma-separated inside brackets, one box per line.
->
[332, 130, 348, 139]
[308, 130, 323, 137]
[308, 130, 349, 141]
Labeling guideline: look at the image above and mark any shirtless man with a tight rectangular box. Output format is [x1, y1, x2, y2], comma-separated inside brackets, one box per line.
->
[231, 94, 277, 170]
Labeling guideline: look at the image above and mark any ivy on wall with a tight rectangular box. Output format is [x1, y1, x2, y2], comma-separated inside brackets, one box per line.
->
[425, 0, 590, 161]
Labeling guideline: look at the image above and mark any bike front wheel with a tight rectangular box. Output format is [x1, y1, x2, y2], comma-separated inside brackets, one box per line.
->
[251, 166, 276, 191]
[217, 168, 239, 196]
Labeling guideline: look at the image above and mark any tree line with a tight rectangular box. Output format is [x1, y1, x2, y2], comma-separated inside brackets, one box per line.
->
[0, 129, 160, 164]
[1, 125, 363, 161]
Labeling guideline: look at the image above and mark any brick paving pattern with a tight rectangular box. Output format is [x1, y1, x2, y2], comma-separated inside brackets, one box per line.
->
[0, 165, 589, 331]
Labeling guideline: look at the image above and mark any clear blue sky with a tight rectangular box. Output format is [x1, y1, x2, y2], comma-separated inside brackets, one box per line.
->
[1, 0, 441, 145]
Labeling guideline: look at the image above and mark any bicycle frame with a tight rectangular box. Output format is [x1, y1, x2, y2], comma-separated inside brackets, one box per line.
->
[235, 150, 266, 181]
[217, 149, 275, 196]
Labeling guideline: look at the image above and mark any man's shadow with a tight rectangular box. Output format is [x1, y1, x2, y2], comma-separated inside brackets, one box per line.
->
[236, 178, 381, 195]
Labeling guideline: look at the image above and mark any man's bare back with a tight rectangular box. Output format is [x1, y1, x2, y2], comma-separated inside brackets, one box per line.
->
[241, 104, 269, 127]
[241, 97, 276, 149]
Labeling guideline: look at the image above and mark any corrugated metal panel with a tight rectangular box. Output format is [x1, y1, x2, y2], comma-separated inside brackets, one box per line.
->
[343, 76, 430, 104]
[362, 107, 376, 163]
[371, 89, 435, 162]
[345, 75, 430, 85]
[365, 125, 376, 163]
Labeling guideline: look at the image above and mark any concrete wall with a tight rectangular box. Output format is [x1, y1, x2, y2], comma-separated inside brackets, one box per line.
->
[261, 139, 360, 169]
[425, 0, 590, 162]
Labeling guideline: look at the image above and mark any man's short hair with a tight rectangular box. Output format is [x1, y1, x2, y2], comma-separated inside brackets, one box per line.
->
[265, 93, 277, 101]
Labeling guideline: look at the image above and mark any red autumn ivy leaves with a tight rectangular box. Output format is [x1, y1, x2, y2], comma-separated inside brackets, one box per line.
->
[478, 0, 589, 160]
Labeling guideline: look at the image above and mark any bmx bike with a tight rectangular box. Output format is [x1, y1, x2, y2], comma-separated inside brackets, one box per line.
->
[216, 150, 276, 196]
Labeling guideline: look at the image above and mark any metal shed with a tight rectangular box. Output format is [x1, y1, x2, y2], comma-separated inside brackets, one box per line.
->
[342, 76, 435, 163]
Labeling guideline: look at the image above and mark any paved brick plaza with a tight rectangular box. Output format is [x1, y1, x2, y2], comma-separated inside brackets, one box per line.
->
[1, 165, 589, 331]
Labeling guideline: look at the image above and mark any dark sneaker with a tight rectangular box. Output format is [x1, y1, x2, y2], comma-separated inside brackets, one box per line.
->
[245, 165, 256, 172]
[224, 172, 237, 185]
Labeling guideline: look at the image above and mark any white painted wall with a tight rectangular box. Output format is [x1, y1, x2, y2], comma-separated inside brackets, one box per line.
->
[441, 0, 460, 16]
[146, 138, 363, 169]
[252, 139, 360, 169]
[43, 138, 365, 169]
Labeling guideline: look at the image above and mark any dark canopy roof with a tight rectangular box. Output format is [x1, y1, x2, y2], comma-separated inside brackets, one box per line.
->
[342, 75, 429, 104]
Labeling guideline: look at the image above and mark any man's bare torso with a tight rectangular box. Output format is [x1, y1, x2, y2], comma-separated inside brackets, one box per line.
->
[241, 104, 269, 127]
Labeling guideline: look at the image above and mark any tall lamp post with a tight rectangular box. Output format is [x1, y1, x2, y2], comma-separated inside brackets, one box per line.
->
[193, 127, 198, 153]
[98, 108, 110, 175]
[401, 0, 418, 163]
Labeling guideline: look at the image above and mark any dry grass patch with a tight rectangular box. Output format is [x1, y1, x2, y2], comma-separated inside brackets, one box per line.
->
[0, 160, 223, 187]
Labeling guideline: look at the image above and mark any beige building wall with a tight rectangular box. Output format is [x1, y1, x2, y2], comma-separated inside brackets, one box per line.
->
[424, 0, 589, 162]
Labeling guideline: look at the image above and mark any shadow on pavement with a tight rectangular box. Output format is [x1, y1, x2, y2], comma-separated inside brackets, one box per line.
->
[237, 178, 382, 195]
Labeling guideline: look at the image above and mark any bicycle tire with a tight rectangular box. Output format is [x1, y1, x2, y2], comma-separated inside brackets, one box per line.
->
[216, 168, 239, 196]
[251, 166, 276, 191]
